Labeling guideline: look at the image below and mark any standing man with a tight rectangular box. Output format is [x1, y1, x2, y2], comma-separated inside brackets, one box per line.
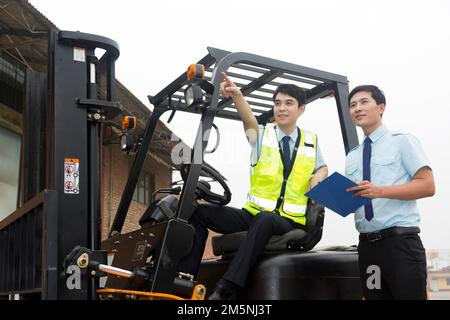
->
[345, 85, 435, 299]
[178, 72, 328, 299]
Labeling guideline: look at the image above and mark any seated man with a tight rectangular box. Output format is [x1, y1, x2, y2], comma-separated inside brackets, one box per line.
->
[178, 72, 328, 299]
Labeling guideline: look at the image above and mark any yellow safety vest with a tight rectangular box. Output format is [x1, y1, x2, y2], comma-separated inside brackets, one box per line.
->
[243, 125, 317, 225]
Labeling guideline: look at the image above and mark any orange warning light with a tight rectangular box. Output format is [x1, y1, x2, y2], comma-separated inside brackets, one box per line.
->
[186, 64, 205, 81]
[122, 115, 136, 129]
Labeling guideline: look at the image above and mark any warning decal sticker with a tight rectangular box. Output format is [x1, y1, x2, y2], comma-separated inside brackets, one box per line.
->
[64, 158, 79, 194]
[73, 47, 85, 62]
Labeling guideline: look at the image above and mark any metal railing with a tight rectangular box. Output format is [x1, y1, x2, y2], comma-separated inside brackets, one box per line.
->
[0, 190, 58, 299]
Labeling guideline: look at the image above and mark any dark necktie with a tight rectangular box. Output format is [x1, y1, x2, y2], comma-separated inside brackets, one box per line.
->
[282, 136, 291, 167]
[363, 136, 374, 221]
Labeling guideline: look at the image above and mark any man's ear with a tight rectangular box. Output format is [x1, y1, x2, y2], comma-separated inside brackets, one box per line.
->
[378, 103, 385, 117]
[298, 104, 306, 116]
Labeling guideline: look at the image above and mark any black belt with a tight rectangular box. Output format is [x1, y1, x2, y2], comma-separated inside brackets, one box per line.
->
[359, 226, 420, 243]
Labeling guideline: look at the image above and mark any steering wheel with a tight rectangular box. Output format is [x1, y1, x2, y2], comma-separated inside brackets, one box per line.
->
[180, 164, 232, 206]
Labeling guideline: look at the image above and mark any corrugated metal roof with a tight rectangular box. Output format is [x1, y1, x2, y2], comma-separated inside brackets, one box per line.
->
[0, 0, 51, 72]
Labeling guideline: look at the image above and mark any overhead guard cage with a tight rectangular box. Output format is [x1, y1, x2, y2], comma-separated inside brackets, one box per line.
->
[110, 47, 358, 237]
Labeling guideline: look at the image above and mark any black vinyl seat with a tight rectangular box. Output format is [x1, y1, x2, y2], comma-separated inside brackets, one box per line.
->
[211, 200, 325, 257]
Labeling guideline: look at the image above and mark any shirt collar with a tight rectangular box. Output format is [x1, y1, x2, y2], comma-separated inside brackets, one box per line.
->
[367, 124, 389, 143]
[276, 125, 298, 142]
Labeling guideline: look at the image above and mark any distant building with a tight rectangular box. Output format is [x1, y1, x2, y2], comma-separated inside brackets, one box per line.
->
[428, 267, 450, 292]
[427, 250, 450, 292]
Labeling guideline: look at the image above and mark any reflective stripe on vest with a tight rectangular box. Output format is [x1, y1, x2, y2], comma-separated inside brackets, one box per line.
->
[297, 146, 315, 158]
[304, 129, 315, 145]
[246, 193, 277, 211]
[282, 202, 307, 214]
[243, 125, 316, 225]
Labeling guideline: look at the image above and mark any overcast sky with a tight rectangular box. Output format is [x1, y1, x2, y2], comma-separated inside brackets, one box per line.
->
[30, 0, 450, 250]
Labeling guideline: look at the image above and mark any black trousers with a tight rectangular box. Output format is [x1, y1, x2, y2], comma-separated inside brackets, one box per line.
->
[178, 203, 296, 288]
[358, 233, 427, 300]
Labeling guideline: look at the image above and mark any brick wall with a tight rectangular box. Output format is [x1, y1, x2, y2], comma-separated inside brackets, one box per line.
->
[100, 143, 172, 240]
[100, 141, 221, 261]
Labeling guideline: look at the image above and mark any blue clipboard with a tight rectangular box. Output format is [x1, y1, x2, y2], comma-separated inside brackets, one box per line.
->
[305, 172, 370, 217]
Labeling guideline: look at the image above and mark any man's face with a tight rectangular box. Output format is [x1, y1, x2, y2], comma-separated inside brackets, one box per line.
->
[273, 93, 304, 128]
[349, 91, 384, 128]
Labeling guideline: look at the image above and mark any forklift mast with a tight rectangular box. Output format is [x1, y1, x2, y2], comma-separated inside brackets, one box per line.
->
[0, 29, 122, 299]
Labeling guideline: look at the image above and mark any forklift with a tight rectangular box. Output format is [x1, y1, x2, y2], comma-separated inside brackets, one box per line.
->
[0, 29, 362, 299]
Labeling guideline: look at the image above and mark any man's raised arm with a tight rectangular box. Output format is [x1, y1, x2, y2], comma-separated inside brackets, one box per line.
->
[220, 72, 259, 143]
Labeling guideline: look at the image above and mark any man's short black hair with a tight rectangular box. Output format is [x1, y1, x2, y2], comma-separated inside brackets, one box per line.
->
[348, 85, 386, 106]
[273, 84, 306, 106]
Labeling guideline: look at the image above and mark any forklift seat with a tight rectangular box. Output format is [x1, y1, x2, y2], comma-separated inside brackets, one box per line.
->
[211, 200, 325, 257]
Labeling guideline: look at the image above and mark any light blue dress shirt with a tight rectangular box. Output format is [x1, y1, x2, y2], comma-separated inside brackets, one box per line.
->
[345, 124, 431, 233]
[251, 125, 326, 172]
